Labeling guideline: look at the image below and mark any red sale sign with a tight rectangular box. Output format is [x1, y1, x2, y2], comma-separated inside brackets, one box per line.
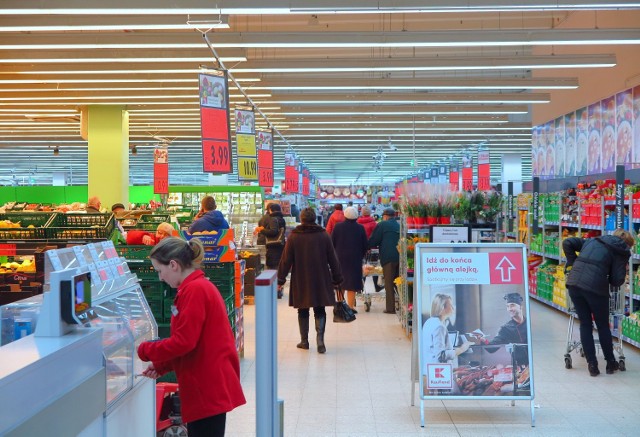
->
[477, 149, 491, 191]
[153, 146, 168, 194]
[200, 72, 232, 174]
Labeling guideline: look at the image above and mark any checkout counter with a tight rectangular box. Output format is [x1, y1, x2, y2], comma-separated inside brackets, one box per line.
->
[0, 241, 157, 436]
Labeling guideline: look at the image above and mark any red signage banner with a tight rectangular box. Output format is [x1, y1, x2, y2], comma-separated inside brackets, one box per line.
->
[449, 158, 459, 191]
[302, 167, 310, 196]
[200, 72, 232, 174]
[257, 129, 274, 187]
[284, 151, 299, 193]
[153, 146, 168, 194]
[462, 153, 473, 191]
[477, 149, 490, 191]
[0, 243, 17, 256]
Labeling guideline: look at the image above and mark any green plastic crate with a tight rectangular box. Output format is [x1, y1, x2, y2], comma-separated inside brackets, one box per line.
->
[46, 213, 115, 240]
[0, 212, 55, 239]
[139, 214, 171, 223]
[115, 245, 153, 261]
[130, 263, 159, 281]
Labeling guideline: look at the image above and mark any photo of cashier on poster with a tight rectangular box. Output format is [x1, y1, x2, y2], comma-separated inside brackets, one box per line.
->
[421, 285, 531, 397]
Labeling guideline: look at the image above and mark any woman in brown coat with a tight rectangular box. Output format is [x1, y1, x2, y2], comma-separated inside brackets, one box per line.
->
[277, 207, 343, 354]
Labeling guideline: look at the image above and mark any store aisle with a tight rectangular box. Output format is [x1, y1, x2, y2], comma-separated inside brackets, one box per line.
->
[226, 291, 640, 436]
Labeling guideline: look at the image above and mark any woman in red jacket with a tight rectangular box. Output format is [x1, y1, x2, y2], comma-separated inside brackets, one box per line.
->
[137, 237, 245, 436]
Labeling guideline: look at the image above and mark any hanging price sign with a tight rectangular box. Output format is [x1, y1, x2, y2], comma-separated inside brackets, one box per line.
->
[259, 167, 274, 187]
[200, 71, 232, 174]
[477, 149, 491, 191]
[153, 146, 169, 194]
[202, 139, 231, 173]
[462, 153, 473, 191]
[238, 157, 258, 180]
[237, 134, 257, 156]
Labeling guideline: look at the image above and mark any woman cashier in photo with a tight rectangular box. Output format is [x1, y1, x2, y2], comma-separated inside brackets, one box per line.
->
[126, 222, 174, 245]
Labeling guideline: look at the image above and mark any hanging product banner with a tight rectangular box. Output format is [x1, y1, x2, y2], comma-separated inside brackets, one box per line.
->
[601, 96, 616, 173]
[235, 107, 258, 181]
[284, 151, 299, 193]
[438, 164, 448, 184]
[616, 89, 632, 170]
[450, 159, 460, 191]
[615, 165, 625, 229]
[544, 121, 554, 179]
[199, 72, 232, 174]
[257, 129, 274, 188]
[587, 101, 602, 175]
[554, 116, 565, 178]
[565, 112, 577, 177]
[477, 149, 490, 191]
[153, 146, 168, 194]
[415, 243, 533, 404]
[576, 107, 588, 176]
[462, 153, 473, 191]
[302, 167, 310, 196]
[634, 86, 640, 170]
[532, 177, 540, 235]
[507, 182, 514, 233]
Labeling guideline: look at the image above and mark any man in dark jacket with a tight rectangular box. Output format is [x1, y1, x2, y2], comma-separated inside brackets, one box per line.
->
[277, 207, 343, 354]
[368, 207, 400, 314]
[479, 293, 529, 365]
[188, 195, 229, 234]
[563, 229, 634, 376]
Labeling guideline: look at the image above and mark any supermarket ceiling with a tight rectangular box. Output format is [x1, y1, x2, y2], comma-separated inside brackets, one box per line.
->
[1, 1, 640, 187]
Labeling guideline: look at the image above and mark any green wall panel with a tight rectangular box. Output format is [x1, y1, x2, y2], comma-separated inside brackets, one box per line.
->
[64, 186, 89, 203]
[129, 186, 161, 204]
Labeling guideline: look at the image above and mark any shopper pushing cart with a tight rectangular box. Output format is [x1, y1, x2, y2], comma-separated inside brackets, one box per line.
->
[562, 229, 634, 376]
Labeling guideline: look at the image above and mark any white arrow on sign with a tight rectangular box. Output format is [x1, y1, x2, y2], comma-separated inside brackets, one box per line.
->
[495, 256, 516, 282]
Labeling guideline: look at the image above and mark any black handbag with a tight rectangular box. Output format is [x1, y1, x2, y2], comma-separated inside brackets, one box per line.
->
[333, 287, 356, 323]
[265, 225, 285, 246]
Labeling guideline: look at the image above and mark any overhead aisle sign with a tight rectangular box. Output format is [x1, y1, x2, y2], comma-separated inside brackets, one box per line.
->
[235, 107, 258, 181]
[284, 151, 299, 194]
[257, 129, 274, 188]
[413, 243, 534, 427]
[200, 72, 232, 174]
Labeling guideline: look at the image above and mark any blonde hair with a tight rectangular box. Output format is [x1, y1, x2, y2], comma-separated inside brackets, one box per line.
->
[430, 293, 452, 318]
[150, 237, 204, 269]
[613, 228, 635, 247]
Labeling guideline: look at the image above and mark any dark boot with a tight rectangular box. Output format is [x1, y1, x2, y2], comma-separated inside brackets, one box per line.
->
[315, 314, 327, 354]
[606, 360, 619, 374]
[588, 361, 600, 377]
[296, 315, 309, 350]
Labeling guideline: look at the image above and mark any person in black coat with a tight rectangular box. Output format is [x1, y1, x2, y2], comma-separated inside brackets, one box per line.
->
[331, 206, 368, 311]
[277, 207, 343, 354]
[256, 203, 286, 272]
[563, 229, 634, 376]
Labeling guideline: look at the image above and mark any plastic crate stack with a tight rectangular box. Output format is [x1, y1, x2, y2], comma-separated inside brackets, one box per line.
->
[47, 213, 115, 240]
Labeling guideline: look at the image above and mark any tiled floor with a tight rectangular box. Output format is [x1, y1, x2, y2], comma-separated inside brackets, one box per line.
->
[227, 290, 640, 436]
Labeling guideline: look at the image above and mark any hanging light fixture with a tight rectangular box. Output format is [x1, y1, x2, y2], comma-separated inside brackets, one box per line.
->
[53, 146, 59, 156]
[130, 144, 138, 155]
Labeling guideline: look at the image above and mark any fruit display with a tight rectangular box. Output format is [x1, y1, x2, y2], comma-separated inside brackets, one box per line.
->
[0, 259, 35, 273]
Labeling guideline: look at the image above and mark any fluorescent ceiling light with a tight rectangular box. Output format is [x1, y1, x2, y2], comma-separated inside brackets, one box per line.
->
[272, 96, 549, 105]
[230, 55, 616, 73]
[252, 77, 578, 90]
[0, 78, 259, 84]
[0, 23, 229, 32]
[0, 57, 247, 64]
[282, 120, 517, 126]
[0, 93, 271, 101]
[0, 69, 258, 75]
[276, 110, 528, 116]
[0, 8, 290, 15]
[195, 29, 640, 48]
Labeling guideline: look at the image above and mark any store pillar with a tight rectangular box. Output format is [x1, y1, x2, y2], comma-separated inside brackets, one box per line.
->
[86, 105, 129, 208]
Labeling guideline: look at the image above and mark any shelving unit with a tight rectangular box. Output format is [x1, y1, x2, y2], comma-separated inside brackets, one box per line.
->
[524, 187, 640, 349]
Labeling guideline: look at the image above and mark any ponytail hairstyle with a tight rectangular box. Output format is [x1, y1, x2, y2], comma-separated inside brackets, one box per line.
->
[150, 236, 205, 269]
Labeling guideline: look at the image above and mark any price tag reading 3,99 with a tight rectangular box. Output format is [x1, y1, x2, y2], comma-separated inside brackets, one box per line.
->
[259, 167, 274, 187]
[238, 157, 258, 180]
[203, 139, 231, 173]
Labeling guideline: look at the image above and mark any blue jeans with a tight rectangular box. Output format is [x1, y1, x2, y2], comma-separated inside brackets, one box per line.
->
[568, 286, 614, 363]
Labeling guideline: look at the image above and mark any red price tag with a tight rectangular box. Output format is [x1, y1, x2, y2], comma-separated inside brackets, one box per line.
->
[259, 167, 274, 187]
[0, 244, 17, 256]
[154, 162, 169, 194]
[202, 139, 231, 173]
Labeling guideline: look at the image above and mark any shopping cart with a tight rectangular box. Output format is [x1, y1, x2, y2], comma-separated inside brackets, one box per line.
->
[564, 286, 627, 371]
[361, 249, 385, 312]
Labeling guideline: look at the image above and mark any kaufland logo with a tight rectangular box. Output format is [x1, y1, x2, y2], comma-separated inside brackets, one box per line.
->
[427, 363, 452, 389]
